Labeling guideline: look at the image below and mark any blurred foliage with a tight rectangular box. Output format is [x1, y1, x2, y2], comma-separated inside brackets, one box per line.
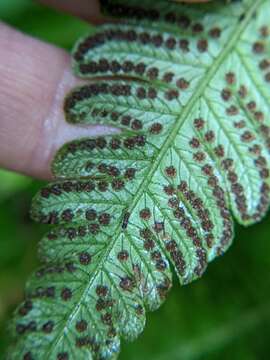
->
[0, 1, 270, 359]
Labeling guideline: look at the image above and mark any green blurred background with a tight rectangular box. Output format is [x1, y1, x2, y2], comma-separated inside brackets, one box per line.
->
[1, 1, 270, 359]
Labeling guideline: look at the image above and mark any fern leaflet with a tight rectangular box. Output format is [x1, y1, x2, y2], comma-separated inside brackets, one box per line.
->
[9, 0, 270, 359]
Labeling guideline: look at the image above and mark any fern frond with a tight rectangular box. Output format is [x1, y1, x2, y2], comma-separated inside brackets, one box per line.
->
[9, 0, 270, 359]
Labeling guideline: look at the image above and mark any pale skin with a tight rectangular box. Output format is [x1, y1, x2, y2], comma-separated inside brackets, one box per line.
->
[0, 0, 211, 180]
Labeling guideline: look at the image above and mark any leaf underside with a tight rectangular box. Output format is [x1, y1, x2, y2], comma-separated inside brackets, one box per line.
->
[9, 0, 270, 359]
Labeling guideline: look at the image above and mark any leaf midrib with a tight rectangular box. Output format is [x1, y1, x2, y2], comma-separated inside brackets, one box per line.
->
[44, 0, 262, 355]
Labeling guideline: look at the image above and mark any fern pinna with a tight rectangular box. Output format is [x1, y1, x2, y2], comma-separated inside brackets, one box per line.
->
[9, 0, 270, 359]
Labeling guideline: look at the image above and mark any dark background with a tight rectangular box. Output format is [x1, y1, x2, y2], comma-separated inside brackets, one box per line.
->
[0, 1, 270, 359]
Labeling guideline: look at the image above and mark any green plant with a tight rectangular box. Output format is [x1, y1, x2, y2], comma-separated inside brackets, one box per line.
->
[8, 0, 270, 359]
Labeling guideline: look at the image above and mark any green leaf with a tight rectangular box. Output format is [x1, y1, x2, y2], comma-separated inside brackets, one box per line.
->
[9, 0, 270, 359]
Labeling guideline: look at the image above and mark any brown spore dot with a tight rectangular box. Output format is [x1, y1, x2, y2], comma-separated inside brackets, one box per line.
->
[253, 41, 265, 54]
[234, 120, 246, 129]
[79, 252, 91, 265]
[96, 285, 108, 297]
[23, 353, 33, 360]
[108, 327, 117, 338]
[197, 39, 208, 52]
[98, 213, 111, 226]
[47, 231, 58, 241]
[255, 156, 267, 167]
[192, 23, 204, 33]
[119, 277, 135, 292]
[42, 321, 54, 334]
[147, 67, 159, 80]
[221, 88, 232, 101]
[165, 89, 179, 100]
[19, 300, 33, 316]
[260, 26, 269, 37]
[194, 118, 205, 130]
[144, 238, 155, 251]
[101, 313, 112, 326]
[208, 176, 218, 187]
[238, 85, 248, 98]
[131, 119, 143, 130]
[165, 37, 176, 49]
[121, 115, 131, 127]
[139, 208, 151, 220]
[202, 164, 213, 176]
[156, 259, 167, 271]
[260, 168, 269, 179]
[98, 163, 107, 173]
[98, 181, 108, 192]
[61, 209, 74, 222]
[178, 15, 191, 29]
[75, 336, 91, 348]
[107, 166, 120, 177]
[135, 304, 144, 316]
[117, 250, 129, 261]
[51, 184, 62, 196]
[151, 250, 162, 261]
[249, 144, 261, 155]
[110, 60, 121, 73]
[152, 34, 163, 47]
[209, 27, 221, 38]
[241, 131, 255, 142]
[150, 123, 163, 135]
[85, 209, 97, 221]
[176, 78, 190, 90]
[135, 62, 146, 75]
[154, 221, 164, 233]
[134, 135, 146, 147]
[76, 320, 88, 333]
[227, 171, 238, 183]
[163, 185, 175, 195]
[225, 72, 236, 85]
[139, 32, 151, 44]
[179, 39, 189, 52]
[189, 137, 200, 148]
[265, 72, 270, 82]
[221, 158, 233, 170]
[112, 179, 125, 191]
[168, 197, 178, 208]
[41, 188, 51, 198]
[254, 111, 264, 122]
[124, 167, 136, 180]
[165, 166, 177, 178]
[148, 87, 157, 99]
[193, 151, 206, 162]
[214, 145, 225, 158]
[61, 288, 72, 301]
[259, 59, 270, 70]
[165, 12, 176, 23]
[123, 137, 135, 149]
[226, 105, 239, 116]
[247, 101, 256, 111]
[136, 87, 146, 99]
[110, 138, 121, 150]
[204, 131, 215, 142]
[140, 228, 152, 239]
[57, 353, 69, 360]
[96, 137, 107, 149]
[178, 180, 188, 192]
[163, 72, 174, 83]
